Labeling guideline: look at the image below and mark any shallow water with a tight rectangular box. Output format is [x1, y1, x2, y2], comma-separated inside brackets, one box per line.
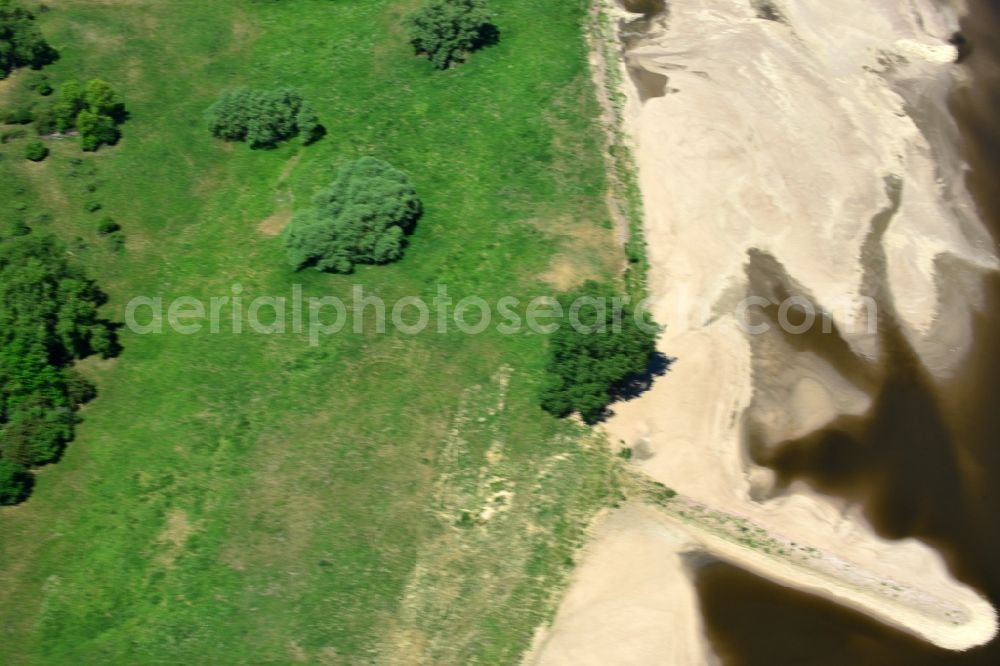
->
[695, 2, 1000, 663]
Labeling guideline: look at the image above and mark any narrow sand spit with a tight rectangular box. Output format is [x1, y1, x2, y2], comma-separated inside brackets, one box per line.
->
[529, 0, 999, 662]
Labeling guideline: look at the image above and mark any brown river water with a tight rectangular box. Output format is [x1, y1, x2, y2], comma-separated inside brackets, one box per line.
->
[691, 2, 1000, 664]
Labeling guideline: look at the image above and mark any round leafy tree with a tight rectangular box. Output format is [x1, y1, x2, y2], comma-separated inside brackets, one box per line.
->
[284, 157, 421, 273]
[407, 0, 497, 70]
[540, 281, 659, 423]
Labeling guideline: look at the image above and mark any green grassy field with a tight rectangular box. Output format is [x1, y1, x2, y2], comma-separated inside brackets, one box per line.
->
[0, 1, 627, 663]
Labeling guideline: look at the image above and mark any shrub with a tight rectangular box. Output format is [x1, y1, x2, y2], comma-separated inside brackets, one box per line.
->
[84, 200, 101, 213]
[540, 281, 659, 423]
[284, 157, 422, 273]
[76, 107, 120, 151]
[23, 138, 46, 161]
[84, 78, 125, 120]
[96, 217, 119, 235]
[32, 102, 56, 134]
[54, 79, 84, 132]
[25, 71, 51, 95]
[295, 104, 322, 145]
[2, 106, 32, 124]
[0, 0, 58, 79]
[0, 127, 25, 142]
[0, 459, 31, 505]
[106, 230, 124, 252]
[407, 0, 497, 70]
[207, 88, 322, 149]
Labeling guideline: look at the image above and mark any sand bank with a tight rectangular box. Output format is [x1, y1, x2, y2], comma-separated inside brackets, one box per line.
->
[529, 0, 999, 661]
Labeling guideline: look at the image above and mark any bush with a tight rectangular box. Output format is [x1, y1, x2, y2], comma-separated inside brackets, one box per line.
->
[540, 281, 659, 423]
[23, 138, 46, 161]
[54, 79, 84, 132]
[84, 200, 101, 213]
[207, 88, 322, 149]
[284, 157, 422, 273]
[2, 106, 32, 124]
[106, 230, 124, 252]
[77, 109, 120, 151]
[295, 104, 322, 145]
[84, 78, 125, 121]
[407, 0, 497, 69]
[25, 71, 51, 95]
[0, 459, 31, 505]
[32, 102, 56, 134]
[0, 0, 58, 79]
[0, 127, 25, 142]
[96, 217, 119, 235]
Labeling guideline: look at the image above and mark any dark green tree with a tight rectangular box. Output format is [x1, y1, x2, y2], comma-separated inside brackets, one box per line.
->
[540, 281, 659, 423]
[0, 0, 57, 79]
[23, 138, 46, 161]
[407, 0, 497, 70]
[284, 157, 422, 273]
[0, 458, 31, 505]
[0, 231, 117, 497]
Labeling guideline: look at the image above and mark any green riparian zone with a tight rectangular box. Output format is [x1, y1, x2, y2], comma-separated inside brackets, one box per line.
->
[0, 1, 658, 663]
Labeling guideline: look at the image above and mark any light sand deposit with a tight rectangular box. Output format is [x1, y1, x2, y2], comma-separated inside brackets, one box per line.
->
[525, 504, 718, 666]
[529, 0, 999, 662]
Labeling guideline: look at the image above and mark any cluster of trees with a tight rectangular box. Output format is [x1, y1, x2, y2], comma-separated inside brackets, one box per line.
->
[207, 88, 322, 149]
[284, 157, 422, 273]
[0, 231, 117, 505]
[2, 77, 128, 154]
[540, 281, 659, 423]
[0, 0, 57, 79]
[406, 0, 497, 69]
[44, 79, 126, 150]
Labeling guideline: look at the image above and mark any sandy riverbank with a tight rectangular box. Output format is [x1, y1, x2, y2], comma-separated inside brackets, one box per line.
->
[528, 0, 998, 662]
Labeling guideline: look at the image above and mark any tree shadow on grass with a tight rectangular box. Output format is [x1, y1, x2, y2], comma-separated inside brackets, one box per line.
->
[474, 22, 500, 50]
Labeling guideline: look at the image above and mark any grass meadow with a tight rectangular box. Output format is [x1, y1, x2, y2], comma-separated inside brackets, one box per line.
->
[0, 1, 627, 662]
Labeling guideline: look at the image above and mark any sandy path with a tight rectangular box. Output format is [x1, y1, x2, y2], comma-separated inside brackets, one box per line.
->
[529, 0, 999, 662]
